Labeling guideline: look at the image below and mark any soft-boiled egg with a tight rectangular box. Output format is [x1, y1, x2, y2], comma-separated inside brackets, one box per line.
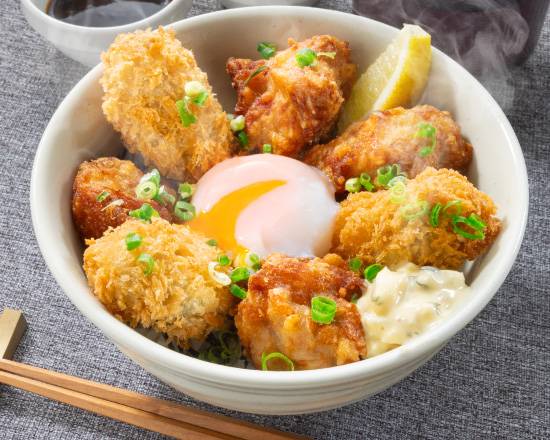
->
[188, 154, 340, 259]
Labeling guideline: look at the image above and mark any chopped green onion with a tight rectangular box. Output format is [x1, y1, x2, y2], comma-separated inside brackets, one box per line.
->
[237, 131, 249, 148]
[257, 42, 277, 59]
[101, 199, 124, 211]
[244, 65, 267, 86]
[206, 239, 218, 247]
[442, 200, 462, 218]
[401, 200, 429, 221]
[135, 180, 158, 200]
[311, 296, 337, 324]
[359, 173, 375, 191]
[226, 113, 235, 121]
[317, 51, 336, 59]
[218, 255, 231, 266]
[261, 352, 294, 371]
[348, 257, 362, 273]
[388, 175, 407, 187]
[141, 169, 160, 187]
[350, 294, 359, 304]
[191, 91, 209, 106]
[345, 177, 361, 193]
[230, 115, 246, 132]
[178, 182, 194, 200]
[429, 202, 443, 227]
[452, 214, 486, 240]
[174, 201, 195, 221]
[230, 267, 250, 283]
[96, 191, 110, 202]
[245, 252, 261, 271]
[374, 165, 394, 187]
[389, 180, 407, 204]
[184, 81, 206, 97]
[208, 261, 231, 286]
[125, 233, 142, 251]
[295, 48, 317, 68]
[176, 98, 196, 127]
[137, 253, 154, 276]
[129, 203, 159, 222]
[364, 263, 383, 282]
[262, 144, 272, 153]
[230, 284, 247, 300]
[155, 186, 175, 206]
[416, 123, 437, 157]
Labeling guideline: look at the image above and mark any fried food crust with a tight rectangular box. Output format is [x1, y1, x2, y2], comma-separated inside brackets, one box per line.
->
[235, 254, 367, 370]
[83, 218, 235, 348]
[226, 35, 357, 157]
[333, 167, 501, 269]
[101, 28, 234, 182]
[72, 157, 174, 239]
[305, 105, 473, 192]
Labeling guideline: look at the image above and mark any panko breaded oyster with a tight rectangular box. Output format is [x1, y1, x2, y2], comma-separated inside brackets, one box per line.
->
[332, 167, 501, 269]
[101, 27, 234, 182]
[236, 254, 367, 370]
[83, 218, 235, 348]
[72, 157, 174, 239]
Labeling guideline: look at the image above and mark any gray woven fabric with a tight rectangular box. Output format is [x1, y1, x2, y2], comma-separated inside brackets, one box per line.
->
[0, 0, 548, 438]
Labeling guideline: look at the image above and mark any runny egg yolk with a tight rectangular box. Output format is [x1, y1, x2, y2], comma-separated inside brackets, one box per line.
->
[187, 180, 285, 256]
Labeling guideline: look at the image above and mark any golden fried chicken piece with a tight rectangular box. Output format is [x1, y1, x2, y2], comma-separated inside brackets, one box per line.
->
[235, 254, 367, 370]
[333, 168, 501, 269]
[83, 218, 235, 348]
[305, 105, 473, 192]
[101, 28, 234, 182]
[226, 35, 356, 156]
[72, 157, 174, 239]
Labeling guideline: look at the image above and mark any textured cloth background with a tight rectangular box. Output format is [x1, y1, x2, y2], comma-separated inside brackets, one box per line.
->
[0, 0, 548, 439]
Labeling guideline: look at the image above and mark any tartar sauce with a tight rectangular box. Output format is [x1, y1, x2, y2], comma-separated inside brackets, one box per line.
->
[356, 263, 470, 357]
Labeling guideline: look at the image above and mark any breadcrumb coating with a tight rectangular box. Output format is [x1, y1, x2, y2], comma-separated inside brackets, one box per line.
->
[72, 157, 174, 239]
[333, 168, 501, 269]
[83, 218, 235, 348]
[305, 105, 473, 192]
[101, 28, 234, 182]
[236, 254, 367, 370]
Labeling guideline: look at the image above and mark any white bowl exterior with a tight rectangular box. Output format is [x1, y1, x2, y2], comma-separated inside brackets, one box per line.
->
[30, 7, 528, 414]
[20, 0, 192, 66]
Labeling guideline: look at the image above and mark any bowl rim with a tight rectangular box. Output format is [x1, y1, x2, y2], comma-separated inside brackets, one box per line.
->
[31, 6, 529, 389]
[20, 0, 190, 33]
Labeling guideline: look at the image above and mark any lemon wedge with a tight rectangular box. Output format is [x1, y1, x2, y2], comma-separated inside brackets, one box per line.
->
[339, 24, 432, 131]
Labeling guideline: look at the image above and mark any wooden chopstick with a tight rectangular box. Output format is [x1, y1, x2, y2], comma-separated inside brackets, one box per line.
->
[0, 359, 305, 440]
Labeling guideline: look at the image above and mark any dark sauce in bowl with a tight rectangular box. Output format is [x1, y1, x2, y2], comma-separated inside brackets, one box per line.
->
[46, 0, 172, 27]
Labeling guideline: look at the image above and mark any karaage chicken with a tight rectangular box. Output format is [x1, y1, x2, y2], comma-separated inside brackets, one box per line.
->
[305, 105, 473, 192]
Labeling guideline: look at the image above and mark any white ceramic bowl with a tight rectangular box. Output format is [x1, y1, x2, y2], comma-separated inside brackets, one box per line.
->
[20, 0, 192, 66]
[30, 6, 528, 415]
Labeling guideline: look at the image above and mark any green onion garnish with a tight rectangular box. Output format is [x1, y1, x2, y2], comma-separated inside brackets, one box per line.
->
[178, 182, 194, 200]
[348, 257, 362, 273]
[135, 180, 158, 200]
[174, 201, 195, 221]
[295, 48, 317, 68]
[218, 255, 231, 266]
[452, 214, 486, 240]
[176, 98, 197, 127]
[129, 203, 159, 222]
[230, 115, 246, 132]
[317, 51, 336, 59]
[184, 80, 207, 98]
[137, 253, 154, 276]
[262, 144, 272, 153]
[96, 191, 110, 202]
[401, 200, 429, 221]
[154, 186, 175, 206]
[359, 173, 375, 191]
[237, 131, 249, 148]
[350, 294, 359, 304]
[230, 267, 250, 283]
[442, 200, 463, 218]
[311, 296, 337, 325]
[257, 42, 277, 59]
[141, 169, 160, 187]
[375, 164, 404, 188]
[125, 232, 142, 251]
[206, 239, 218, 246]
[261, 352, 294, 371]
[429, 202, 442, 227]
[244, 65, 267, 86]
[364, 263, 383, 282]
[246, 253, 261, 271]
[345, 177, 361, 193]
[389, 180, 407, 204]
[230, 284, 247, 300]
[416, 122, 437, 157]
